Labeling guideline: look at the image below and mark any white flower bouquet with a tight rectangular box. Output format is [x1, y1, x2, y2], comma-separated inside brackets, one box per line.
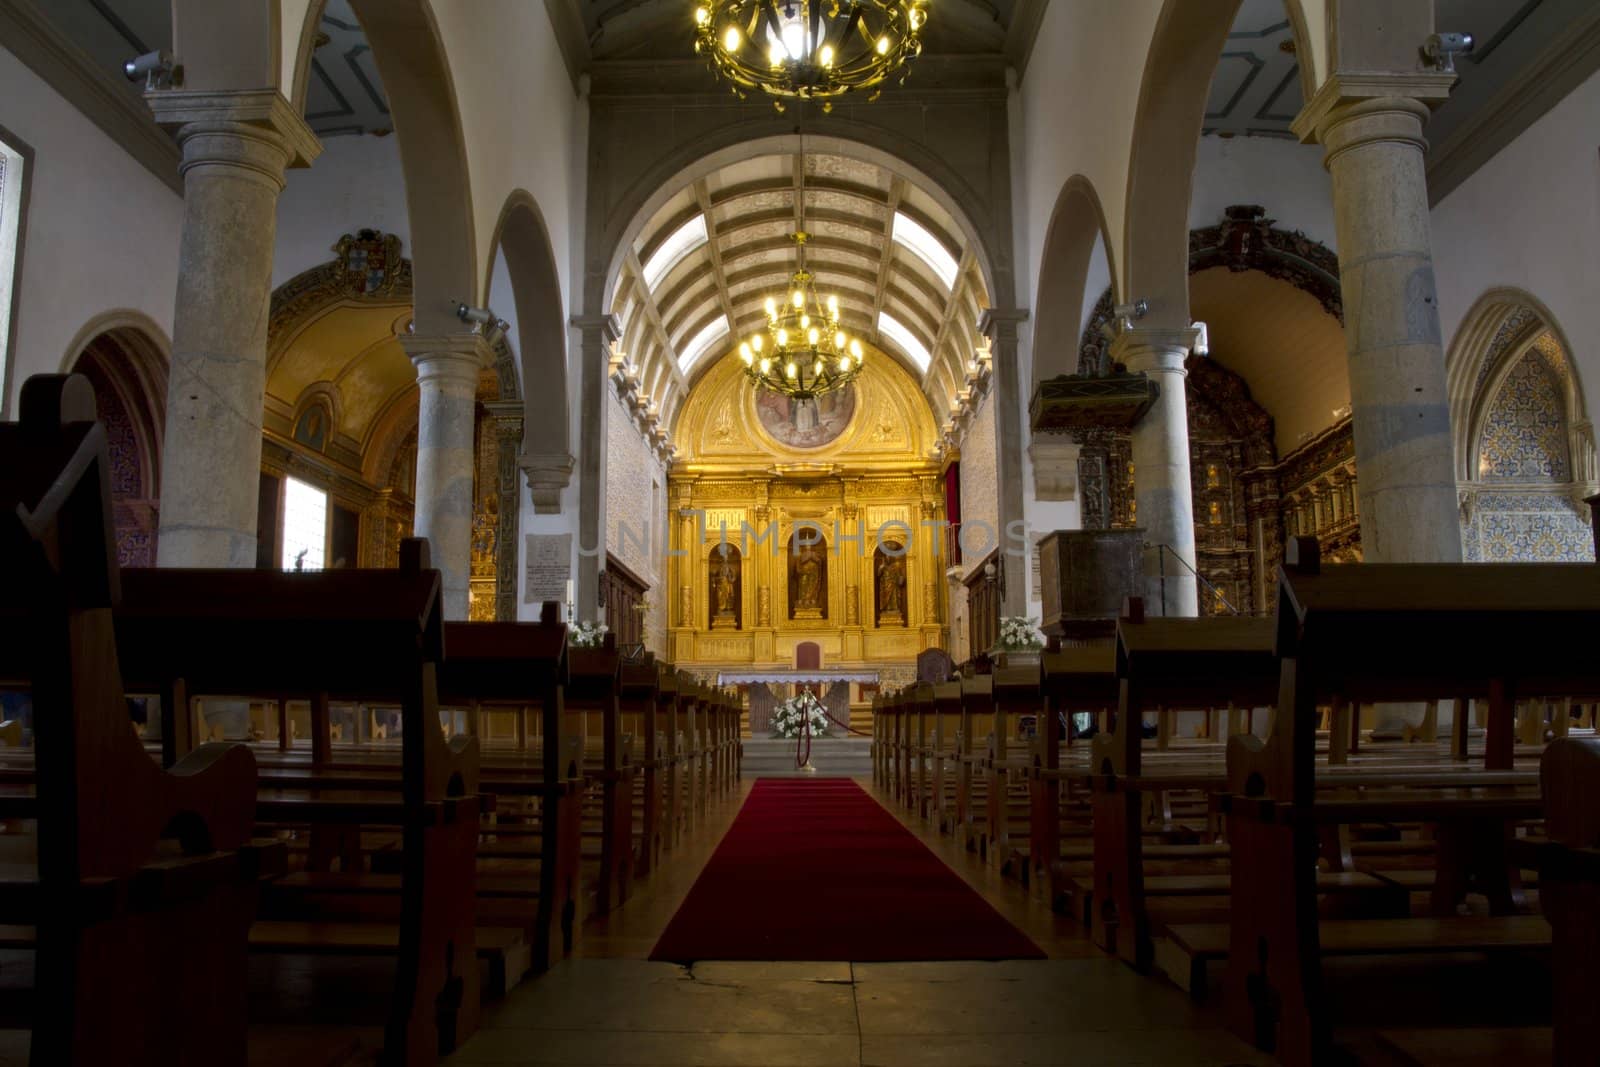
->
[993, 615, 1044, 653]
[569, 620, 609, 648]
[771, 691, 831, 739]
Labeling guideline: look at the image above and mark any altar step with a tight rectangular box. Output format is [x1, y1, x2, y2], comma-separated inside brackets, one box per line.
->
[740, 737, 873, 779]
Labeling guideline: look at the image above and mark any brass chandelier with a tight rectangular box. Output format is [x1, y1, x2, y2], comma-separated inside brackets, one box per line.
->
[692, 0, 927, 110]
[738, 229, 865, 401]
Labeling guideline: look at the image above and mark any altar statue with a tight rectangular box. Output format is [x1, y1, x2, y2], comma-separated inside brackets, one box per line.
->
[796, 550, 821, 609]
[877, 553, 906, 618]
[714, 553, 736, 613]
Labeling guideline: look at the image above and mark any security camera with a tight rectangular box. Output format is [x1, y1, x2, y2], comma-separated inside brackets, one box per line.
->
[455, 302, 509, 341]
[1422, 32, 1474, 73]
[1191, 321, 1209, 358]
[1112, 299, 1149, 323]
[124, 50, 179, 90]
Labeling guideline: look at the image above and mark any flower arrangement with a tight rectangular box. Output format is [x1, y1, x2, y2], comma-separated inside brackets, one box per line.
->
[771, 691, 831, 739]
[993, 616, 1045, 653]
[569, 620, 609, 648]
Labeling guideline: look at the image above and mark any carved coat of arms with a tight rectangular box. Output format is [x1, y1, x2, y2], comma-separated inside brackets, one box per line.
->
[334, 229, 402, 297]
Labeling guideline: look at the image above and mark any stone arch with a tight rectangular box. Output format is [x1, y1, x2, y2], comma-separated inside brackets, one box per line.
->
[288, 0, 478, 331]
[1447, 288, 1592, 485]
[1033, 175, 1118, 386]
[1080, 207, 1341, 375]
[485, 190, 571, 513]
[65, 317, 170, 566]
[1448, 290, 1596, 563]
[590, 128, 1012, 316]
[1122, 0, 1317, 328]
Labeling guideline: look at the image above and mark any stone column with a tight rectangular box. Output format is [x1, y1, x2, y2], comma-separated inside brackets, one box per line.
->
[401, 333, 492, 620]
[1294, 73, 1462, 563]
[149, 91, 320, 567]
[978, 309, 1029, 615]
[1111, 327, 1201, 617]
[573, 315, 621, 621]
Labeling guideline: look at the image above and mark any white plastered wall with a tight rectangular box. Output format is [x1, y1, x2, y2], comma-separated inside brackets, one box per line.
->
[0, 45, 182, 413]
[273, 134, 411, 289]
[1434, 66, 1600, 422]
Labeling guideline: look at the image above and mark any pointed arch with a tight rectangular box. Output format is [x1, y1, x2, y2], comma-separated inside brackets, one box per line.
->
[1033, 175, 1118, 385]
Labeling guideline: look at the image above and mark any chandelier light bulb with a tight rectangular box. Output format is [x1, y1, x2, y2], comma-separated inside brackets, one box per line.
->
[813, 358, 824, 376]
[849, 338, 864, 359]
[694, 6, 710, 24]
[838, 356, 851, 372]
[768, 45, 784, 68]
[776, 327, 789, 347]
[808, 326, 820, 346]
[751, 334, 764, 352]
[827, 294, 839, 316]
[785, 361, 798, 379]
[876, 35, 890, 55]
[834, 330, 846, 349]
[819, 43, 835, 67]
[791, 289, 804, 309]
[764, 296, 777, 318]
[760, 357, 772, 373]
[723, 25, 742, 51]
[740, 342, 754, 364]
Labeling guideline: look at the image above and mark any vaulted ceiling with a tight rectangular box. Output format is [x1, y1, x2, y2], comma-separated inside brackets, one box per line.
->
[609, 151, 990, 435]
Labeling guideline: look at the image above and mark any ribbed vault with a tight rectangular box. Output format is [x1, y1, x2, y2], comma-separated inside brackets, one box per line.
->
[609, 151, 989, 436]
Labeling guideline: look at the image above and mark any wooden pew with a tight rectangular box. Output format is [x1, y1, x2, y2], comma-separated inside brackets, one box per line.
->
[0, 373, 277, 1065]
[955, 673, 993, 852]
[1034, 643, 1119, 898]
[433, 615, 576, 972]
[1088, 607, 1279, 968]
[111, 540, 487, 1066]
[1521, 737, 1600, 1065]
[622, 656, 663, 878]
[1220, 538, 1587, 1066]
[565, 640, 634, 915]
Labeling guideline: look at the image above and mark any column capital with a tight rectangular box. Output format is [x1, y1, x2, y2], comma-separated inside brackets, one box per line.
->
[1108, 326, 1200, 373]
[402, 332, 495, 387]
[977, 307, 1029, 345]
[1291, 71, 1456, 151]
[571, 313, 622, 346]
[146, 88, 322, 169]
[520, 451, 575, 514]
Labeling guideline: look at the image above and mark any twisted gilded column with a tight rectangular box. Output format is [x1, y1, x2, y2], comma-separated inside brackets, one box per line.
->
[150, 91, 320, 566]
[1112, 327, 1201, 617]
[401, 333, 492, 620]
[1294, 73, 1462, 562]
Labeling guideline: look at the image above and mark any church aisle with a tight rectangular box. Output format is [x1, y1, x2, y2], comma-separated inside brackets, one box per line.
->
[650, 778, 1042, 962]
[442, 777, 1271, 1065]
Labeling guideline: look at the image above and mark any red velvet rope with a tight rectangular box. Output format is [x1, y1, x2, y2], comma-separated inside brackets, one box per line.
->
[795, 700, 872, 768]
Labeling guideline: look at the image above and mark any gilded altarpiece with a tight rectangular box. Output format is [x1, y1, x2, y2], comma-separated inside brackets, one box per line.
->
[667, 350, 947, 675]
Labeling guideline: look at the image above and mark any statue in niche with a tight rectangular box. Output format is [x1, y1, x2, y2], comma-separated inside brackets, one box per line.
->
[874, 542, 907, 626]
[709, 544, 741, 630]
[788, 534, 828, 620]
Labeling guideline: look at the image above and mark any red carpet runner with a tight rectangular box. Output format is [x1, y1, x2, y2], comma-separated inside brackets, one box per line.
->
[649, 778, 1045, 962]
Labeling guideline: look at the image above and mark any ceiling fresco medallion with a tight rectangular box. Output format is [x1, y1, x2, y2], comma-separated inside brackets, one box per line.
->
[754, 383, 856, 449]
